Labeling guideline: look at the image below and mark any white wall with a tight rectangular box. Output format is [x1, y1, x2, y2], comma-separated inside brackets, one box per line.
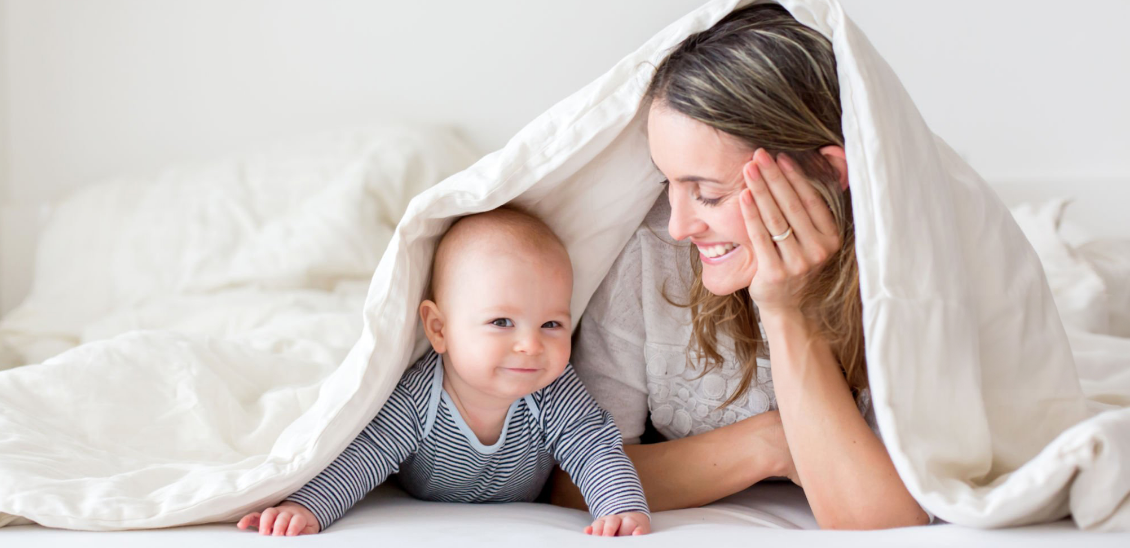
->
[1, 0, 1128, 312]
[845, 0, 1130, 184]
[0, 0, 8, 200]
[0, 0, 15, 313]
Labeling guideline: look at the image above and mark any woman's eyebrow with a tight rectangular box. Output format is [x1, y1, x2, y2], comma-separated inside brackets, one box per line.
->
[649, 156, 725, 184]
[676, 175, 723, 184]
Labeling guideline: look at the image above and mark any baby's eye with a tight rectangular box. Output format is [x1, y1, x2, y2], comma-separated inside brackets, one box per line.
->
[541, 321, 562, 329]
[491, 318, 514, 328]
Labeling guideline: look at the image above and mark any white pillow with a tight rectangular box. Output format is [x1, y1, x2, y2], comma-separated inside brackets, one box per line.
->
[0, 125, 480, 366]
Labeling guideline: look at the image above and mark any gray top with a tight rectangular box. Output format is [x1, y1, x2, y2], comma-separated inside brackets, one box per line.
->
[572, 193, 875, 445]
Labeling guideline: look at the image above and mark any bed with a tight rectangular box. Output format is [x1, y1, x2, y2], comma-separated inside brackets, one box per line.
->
[2, 0, 1129, 545]
[5, 484, 1128, 547]
[2, 118, 1127, 548]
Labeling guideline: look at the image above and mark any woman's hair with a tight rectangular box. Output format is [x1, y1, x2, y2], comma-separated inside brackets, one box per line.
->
[645, 3, 867, 408]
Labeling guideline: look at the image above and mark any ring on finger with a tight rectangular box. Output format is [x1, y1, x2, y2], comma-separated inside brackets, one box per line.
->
[770, 226, 793, 242]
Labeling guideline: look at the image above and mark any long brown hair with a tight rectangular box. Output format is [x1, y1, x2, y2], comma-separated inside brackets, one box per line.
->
[647, 3, 867, 407]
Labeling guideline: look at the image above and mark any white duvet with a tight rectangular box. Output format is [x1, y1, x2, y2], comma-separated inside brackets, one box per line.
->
[1, 0, 1128, 533]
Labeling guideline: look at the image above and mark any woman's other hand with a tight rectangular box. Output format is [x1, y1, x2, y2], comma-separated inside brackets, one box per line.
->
[738, 148, 841, 313]
[237, 501, 321, 536]
[585, 511, 651, 536]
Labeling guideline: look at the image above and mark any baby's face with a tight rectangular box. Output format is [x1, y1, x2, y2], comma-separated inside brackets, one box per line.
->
[440, 251, 573, 402]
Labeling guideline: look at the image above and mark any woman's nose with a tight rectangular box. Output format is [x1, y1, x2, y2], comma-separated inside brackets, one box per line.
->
[513, 331, 544, 355]
[667, 189, 706, 241]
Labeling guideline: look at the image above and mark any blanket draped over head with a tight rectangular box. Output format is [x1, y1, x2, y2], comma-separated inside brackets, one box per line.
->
[1, 0, 1128, 532]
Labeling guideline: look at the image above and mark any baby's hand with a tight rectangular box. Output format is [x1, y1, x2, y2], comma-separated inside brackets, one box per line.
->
[237, 501, 321, 536]
[584, 511, 650, 536]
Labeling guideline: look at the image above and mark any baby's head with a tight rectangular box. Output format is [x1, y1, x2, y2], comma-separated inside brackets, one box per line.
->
[419, 208, 573, 401]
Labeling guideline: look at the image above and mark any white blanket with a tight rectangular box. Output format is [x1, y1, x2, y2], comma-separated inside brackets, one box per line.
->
[1, 0, 1128, 532]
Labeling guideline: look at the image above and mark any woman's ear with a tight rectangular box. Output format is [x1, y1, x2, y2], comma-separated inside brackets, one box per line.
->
[419, 300, 447, 354]
[819, 145, 849, 191]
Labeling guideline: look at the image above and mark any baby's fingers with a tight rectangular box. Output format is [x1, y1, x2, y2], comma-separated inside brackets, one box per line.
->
[584, 519, 602, 535]
[601, 515, 621, 537]
[258, 508, 278, 536]
[617, 514, 651, 536]
[271, 511, 293, 536]
[286, 514, 307, 537]
[236, 512, 260, 530]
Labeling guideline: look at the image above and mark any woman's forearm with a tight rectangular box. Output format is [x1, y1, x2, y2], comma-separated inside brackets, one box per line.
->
[761, 308, 930, 530]
[550, 412, 787, 512]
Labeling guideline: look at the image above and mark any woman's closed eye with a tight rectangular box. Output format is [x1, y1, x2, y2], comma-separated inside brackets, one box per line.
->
[695, 194, 723, 207]
[490, 318, 514, 328]
[661, 179, 726, 208]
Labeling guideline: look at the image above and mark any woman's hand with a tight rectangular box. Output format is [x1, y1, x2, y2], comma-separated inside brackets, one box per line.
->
[738, 148, 842, 313]
[585, 511, 651, 536]
[237, 501, 321, 536]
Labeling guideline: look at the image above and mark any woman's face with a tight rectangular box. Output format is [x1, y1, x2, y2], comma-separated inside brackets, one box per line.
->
[647, 102, 757, 296]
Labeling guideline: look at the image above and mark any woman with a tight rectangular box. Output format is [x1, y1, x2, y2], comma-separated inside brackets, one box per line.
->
[551, 4, 930, 529]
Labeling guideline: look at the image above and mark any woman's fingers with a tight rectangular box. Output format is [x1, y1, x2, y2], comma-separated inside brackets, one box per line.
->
[778, 152, 838, 237]
[740, 183, 783, 276]
[745, 155, 807, 272]
[756, 150, 819, 242]
[746, 151, 793, 239]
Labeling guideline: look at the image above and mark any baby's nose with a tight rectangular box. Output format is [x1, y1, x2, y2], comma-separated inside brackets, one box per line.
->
[513, 333, 544, 355]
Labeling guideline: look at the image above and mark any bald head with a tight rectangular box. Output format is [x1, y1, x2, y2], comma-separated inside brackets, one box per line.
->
[430, 208, 571, 306]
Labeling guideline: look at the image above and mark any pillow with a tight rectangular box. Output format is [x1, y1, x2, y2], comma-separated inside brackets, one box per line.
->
[0, 125, 480, 367]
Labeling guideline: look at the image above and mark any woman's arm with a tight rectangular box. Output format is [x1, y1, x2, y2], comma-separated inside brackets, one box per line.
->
[737, 150, 928, 529]
[551, 410, 793, 512]
[761, 309, 929, 529]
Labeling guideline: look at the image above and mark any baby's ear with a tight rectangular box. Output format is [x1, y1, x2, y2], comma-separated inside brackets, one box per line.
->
[419, 300, 447, 354]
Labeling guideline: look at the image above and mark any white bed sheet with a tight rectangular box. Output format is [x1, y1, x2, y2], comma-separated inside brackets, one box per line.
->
[6, 484, 1126, 548]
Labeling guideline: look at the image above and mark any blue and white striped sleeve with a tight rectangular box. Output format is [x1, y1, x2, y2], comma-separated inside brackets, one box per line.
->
[540, 364, 649, 519]
[284, 379, 424, 530]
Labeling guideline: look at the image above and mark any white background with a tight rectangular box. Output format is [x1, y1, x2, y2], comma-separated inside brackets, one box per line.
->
[1, 0, 1128, 313]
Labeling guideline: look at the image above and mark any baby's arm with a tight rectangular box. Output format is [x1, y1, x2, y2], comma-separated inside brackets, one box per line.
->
[544, 365, 651, 536]
[237, 382, 423, 535]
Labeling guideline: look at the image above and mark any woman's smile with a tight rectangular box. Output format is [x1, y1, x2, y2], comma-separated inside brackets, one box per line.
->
[694, 240, 741, 262]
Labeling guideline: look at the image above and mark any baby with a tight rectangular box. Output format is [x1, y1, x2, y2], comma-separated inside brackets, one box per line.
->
[238, 208, 650, 537]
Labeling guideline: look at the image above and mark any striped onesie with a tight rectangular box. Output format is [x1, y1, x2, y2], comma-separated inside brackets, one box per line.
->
[286, 350, 649, 530]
